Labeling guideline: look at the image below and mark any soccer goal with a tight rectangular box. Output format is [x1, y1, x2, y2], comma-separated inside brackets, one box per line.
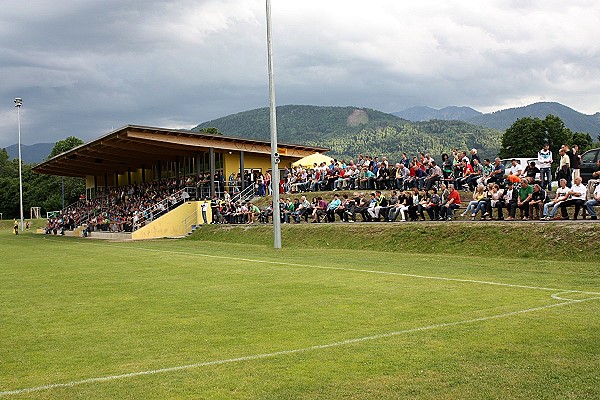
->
[46, 210, 60, 219]
[30, 207, 41, 219]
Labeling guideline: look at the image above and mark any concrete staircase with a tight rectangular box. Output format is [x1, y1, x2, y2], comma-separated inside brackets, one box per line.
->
[186, 224, 201, 236]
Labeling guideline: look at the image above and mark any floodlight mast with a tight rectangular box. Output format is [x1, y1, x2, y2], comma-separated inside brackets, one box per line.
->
[14, 98, 24, 232]
[266, 0, 281, 249]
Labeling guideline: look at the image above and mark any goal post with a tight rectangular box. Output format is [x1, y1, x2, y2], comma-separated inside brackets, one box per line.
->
[30, 207, 41, 219]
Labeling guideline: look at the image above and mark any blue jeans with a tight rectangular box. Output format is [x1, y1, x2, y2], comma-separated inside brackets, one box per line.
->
[543, 201, 562, 218]
[540, 168, 552, 191]
[441, 204, 460, 219]
[585, 199, 600, 217]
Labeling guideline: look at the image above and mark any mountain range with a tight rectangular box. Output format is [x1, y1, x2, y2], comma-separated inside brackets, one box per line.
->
[395, 102, 600, 135]
[194, 105, 502, 161]
[4, 102, 599, 164]
[4, 143, 54, 164]
[393, 106, 482, 122]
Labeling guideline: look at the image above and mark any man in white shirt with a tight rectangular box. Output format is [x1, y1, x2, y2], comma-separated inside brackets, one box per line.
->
[542, 179, 570, 220]
[559, 176, 587, 219]
[537, 143, 553, 191]
[584, 183, 600, 220]
[508, 159, 524, 177]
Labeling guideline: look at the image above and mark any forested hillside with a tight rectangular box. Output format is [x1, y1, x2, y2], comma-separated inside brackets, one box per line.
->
[194, 105, 502, 160]
[194, 105, 404, 142]
[320, 120, 500, 161]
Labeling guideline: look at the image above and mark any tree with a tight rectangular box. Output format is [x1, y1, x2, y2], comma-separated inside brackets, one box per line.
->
[499, 114, 572, 159]
[571, 132, 593, 152]
[543, 114, 572, 155]
[498, 117, 546, 159]
[46, 137, 86, 210]
[47, 136, 84, 159]
[197, 127, 223, 135]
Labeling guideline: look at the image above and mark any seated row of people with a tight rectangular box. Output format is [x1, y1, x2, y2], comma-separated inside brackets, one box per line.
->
[263, 177, 600, 223]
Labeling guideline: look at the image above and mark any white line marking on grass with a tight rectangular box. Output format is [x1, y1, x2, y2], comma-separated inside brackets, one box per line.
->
[551, 291, 600, 302]
[31, 236, 599, 295]
[2, 297, 598, 397]
[109, 245, 600, 296]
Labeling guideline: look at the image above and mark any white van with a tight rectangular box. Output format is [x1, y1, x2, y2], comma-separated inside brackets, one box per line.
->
[500, 158, 541, 181]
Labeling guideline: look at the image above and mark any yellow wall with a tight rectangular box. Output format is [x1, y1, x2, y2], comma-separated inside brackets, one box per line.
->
[86, 168, 153, 190]
[84, 151, 297, 191]
[131, 201, 212, 240]
[223, 153, 240, 180]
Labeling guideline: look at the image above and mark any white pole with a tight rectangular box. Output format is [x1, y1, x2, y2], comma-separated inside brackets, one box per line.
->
[266, 0, 281, 249]
[15, 98, 24, 232]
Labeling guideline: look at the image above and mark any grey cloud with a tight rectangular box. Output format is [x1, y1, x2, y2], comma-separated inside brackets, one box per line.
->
[1, 0, 600, 147]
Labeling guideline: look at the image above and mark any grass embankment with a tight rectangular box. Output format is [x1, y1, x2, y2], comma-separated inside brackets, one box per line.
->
[0, 218, 46, 232]
[189, 222, 599, 262]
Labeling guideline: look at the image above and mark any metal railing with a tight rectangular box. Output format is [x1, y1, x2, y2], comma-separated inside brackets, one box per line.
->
[182, 209, 198, 235]
[134, 187, 192, 230]
[61, 181, 245, 234]
[230, 184, 255, 203]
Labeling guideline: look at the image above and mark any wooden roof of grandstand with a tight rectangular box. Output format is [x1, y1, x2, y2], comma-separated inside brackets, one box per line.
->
[33, 125, 330, 177]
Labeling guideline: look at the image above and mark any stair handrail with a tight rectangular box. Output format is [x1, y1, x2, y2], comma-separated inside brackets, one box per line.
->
[182, 209, 198, 234]
[134, 187, 191, 231]
[230, 184, 255, 203]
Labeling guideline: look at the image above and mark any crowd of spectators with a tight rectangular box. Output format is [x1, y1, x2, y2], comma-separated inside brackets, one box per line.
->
[44, 144, 600, 234]
[46, 177, 197, 235]
[245, 144, 600, 223]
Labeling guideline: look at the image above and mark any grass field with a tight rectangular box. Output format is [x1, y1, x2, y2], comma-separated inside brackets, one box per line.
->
[1, 225, 599, 399]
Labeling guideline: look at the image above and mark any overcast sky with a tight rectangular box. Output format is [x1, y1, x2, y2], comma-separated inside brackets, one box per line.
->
[1, 0, 599, 147]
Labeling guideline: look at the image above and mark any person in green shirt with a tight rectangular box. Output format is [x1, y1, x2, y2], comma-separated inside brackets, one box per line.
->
[517, 180, 534, 220]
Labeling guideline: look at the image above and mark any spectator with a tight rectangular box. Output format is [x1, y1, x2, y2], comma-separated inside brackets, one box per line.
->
[247, 202, 260, 224]
[335, 194, 352, 222]
[585, 183, 600, 220]
[569, 144, 581, 181]
[517, 180, 534, 220]
[311, 197, 328, 223]
[423, 187, 441, 220]
[441, 184, 461, 220]
[470, 148, 480, 164]
[559, 176, 586, 219]
[473, 183, 493, 220]
[454, 160, 473, 191]
[462, 185, 485, 220]
[293, 196, 311, 223]
[542, 179, 570, 220]
[478, 158, 494, 187]
[424, 161, 442, 190]
[508, 159, 525, 179]
[408, 187, 422, 221]
[467, 159, 483, 191]
[441, 153, 453, 181]
[503, 181, 519, 221]
[537, 143, 553, 191]
[326, 194, 342, 222]
[557, 147, 571, 186]
[488, 184, 505, 220]
[367, 190, 388, 221]
[488, 158, 506, 185]
[522, 161, 540, 185]
[281, 198, 294, 223]
[388, 191, 409, 222]
[528, 184, 547, 220]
